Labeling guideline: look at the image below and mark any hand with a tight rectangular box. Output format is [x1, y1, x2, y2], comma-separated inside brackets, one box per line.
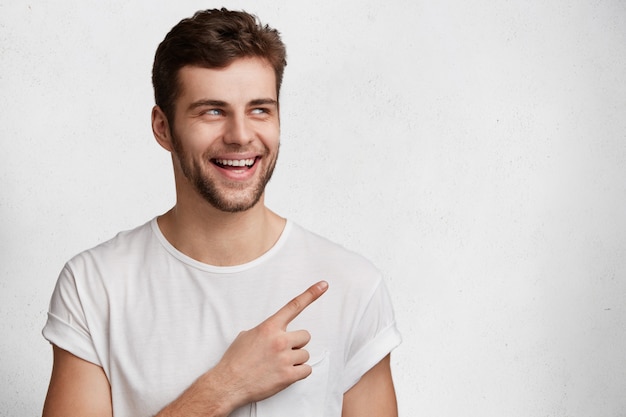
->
[213, 280, 329, 409]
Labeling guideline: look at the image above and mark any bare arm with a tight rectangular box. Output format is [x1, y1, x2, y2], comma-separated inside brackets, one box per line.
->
[42, 346, 113, 417]
[342, 354, 398, 417]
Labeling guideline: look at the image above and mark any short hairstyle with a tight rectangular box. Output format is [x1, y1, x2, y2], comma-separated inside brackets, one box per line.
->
[152, 8, 287, 123]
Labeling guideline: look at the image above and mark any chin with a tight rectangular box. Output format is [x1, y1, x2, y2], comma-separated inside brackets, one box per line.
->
[200, 189, 264, 213]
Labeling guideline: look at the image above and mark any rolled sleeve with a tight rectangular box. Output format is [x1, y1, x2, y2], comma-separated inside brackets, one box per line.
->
[42, 265, 101, 366]
[341, 278, 402, 392]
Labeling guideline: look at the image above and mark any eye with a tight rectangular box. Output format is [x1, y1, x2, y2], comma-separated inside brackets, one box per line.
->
[202, 109, 223, 116]
[250, 107, 269, 115]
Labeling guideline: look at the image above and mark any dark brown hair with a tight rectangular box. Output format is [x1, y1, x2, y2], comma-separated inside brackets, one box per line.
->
[152, 8, 287, 123]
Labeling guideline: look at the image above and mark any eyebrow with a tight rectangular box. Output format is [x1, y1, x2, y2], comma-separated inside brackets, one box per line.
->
[249, 98, 278, 107]
[188, 99, 228, 111]
[188, 98, 278, 111]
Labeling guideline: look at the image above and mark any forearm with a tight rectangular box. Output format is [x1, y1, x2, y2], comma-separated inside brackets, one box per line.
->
[155, 369, 238, 417]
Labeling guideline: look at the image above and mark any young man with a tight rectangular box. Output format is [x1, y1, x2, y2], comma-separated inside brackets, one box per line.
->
[42, 9, 401, 417]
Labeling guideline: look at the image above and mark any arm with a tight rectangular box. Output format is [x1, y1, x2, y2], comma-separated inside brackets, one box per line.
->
[342, 354, 398, 417]
[158, 281, 328, 416]
[42, 345, 113, 417]
[43, 281, 328, 417]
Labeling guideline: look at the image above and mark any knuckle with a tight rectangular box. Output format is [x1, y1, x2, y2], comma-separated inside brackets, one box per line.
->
[257, 322, 275, 337]
[257, 322, 269, 333]
[288, 297, 303, 313]
[271, 336, 289, 352]
[299, 349, 310, 364]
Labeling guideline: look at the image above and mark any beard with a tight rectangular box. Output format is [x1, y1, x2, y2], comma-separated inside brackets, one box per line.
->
[171, 132, 279, 213]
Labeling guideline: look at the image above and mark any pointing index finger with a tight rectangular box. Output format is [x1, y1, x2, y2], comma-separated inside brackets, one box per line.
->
[271, 281, 328, 328]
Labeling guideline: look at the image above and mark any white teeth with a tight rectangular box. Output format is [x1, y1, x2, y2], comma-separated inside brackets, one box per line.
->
[215, 158, 255, 167]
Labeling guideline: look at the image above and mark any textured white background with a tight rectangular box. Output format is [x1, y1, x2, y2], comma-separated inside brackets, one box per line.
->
[2, 1, 626, 416]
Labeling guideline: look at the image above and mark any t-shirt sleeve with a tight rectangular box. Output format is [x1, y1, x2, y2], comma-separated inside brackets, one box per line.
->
[341, 277, 402, 392]
[42, 265, 101, 366]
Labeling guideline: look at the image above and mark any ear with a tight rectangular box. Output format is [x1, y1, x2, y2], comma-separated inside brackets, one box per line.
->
[151, 105, 174, 152]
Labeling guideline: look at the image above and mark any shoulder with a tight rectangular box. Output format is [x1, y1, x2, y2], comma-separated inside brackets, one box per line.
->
[46, 220, 158, 339]
[64, 219, 156, 275]
[285, 222, 383, 289]
[288, 222, 376, 263]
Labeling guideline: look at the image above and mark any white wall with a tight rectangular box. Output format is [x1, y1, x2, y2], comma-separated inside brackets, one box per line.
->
[1, 1, 625, 415]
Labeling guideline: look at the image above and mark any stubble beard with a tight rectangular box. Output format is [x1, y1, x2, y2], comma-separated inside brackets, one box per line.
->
[171, 132, 279, 213]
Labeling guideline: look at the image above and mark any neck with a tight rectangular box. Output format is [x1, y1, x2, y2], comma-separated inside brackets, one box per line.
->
[157, 195, 285, 266]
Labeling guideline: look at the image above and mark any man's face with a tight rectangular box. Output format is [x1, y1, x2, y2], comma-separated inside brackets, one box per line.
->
[169, 58, 280, 212]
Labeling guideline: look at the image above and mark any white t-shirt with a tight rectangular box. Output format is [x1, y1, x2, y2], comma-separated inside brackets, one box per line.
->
[43, 218, 401, 417]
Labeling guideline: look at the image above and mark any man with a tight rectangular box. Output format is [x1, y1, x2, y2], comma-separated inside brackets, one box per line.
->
[42, 8, 401, 417]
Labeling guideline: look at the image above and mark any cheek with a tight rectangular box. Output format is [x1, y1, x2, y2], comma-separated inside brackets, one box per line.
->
[174, 127, 217, 153]
[260, 125, 281, 149]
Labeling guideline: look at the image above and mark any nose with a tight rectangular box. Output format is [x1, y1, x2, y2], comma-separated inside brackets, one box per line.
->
[223, 114, 253, 145]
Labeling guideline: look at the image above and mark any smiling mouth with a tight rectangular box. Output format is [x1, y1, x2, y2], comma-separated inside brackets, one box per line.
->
[212, 157, 258, 169]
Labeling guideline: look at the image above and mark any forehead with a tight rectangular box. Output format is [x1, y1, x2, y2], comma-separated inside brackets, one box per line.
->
[176, 57, 277, 105]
